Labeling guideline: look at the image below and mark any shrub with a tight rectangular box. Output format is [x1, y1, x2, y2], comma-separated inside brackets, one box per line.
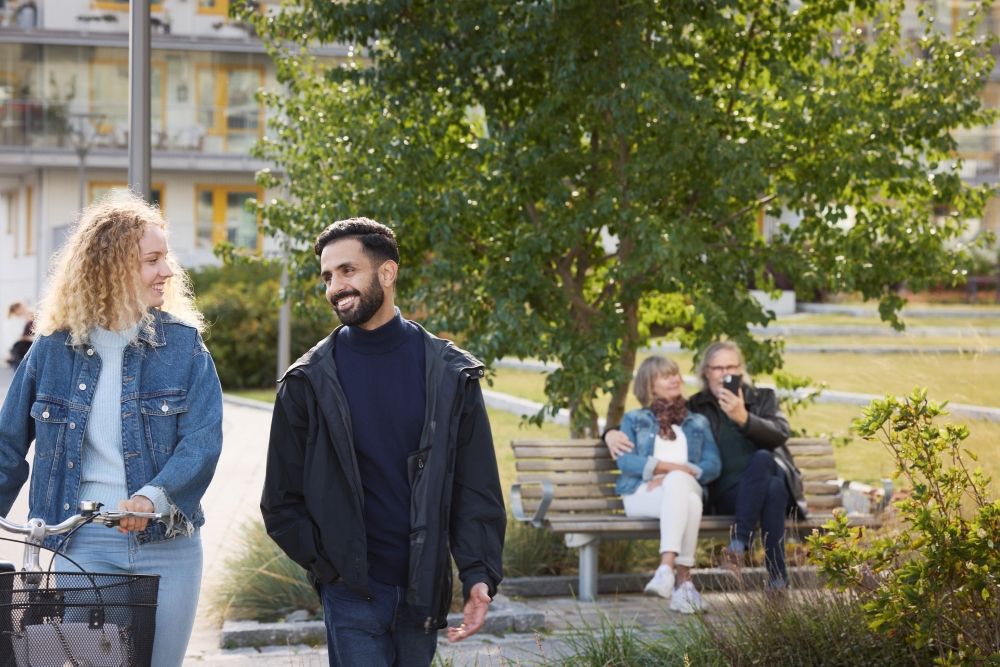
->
[551, 585, 918, 667]
[808, 390, 1000, 665]
[190, 262, 333, 389]
[211, 520, 319, 623]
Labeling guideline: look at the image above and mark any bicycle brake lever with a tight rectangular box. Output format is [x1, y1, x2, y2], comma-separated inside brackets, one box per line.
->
[99, 511, 163, 527]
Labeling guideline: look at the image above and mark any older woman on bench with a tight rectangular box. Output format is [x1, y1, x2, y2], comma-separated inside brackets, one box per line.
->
[614, 355, 720, 613]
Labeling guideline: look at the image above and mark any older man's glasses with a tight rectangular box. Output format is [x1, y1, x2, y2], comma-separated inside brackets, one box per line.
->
[707, 364, 741, 374]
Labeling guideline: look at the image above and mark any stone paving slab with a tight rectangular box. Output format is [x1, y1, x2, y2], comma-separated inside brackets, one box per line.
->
[189, 589, 745, 666]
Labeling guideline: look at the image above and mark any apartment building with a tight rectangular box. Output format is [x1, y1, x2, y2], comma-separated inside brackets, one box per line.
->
[0, 0, 346, 350]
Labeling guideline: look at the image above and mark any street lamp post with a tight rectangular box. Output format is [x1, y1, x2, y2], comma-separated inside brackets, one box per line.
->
[129, 0, 151, 200]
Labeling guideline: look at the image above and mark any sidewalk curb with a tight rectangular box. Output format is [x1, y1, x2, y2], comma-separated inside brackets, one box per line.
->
[501, 566, 820, 598]
[219, 596, 546, 649]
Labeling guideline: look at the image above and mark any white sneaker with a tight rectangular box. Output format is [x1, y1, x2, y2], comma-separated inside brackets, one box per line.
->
[643, 565, 674, 600]
[669, 581, 705, 614]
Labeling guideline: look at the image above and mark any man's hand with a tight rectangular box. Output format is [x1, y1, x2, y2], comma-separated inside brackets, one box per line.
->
[718, 386, 749, 427]
[604, 430, 635, 460]
[447, 582, 491, 643]
[117, 496, 154, 534]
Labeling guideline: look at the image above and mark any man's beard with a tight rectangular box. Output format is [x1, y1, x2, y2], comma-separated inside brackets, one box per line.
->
[330, 273, 385, 326]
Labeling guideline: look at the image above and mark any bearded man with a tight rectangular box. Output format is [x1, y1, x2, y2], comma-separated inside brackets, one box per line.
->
[261, 218, 505, 666]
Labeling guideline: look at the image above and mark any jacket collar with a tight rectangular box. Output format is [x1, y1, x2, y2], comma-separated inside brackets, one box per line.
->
[62, 309, 169, 349]
[283, 318, 486, 382]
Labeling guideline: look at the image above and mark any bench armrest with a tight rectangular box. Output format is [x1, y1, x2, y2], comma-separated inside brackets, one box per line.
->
[510, 479, 554, 528]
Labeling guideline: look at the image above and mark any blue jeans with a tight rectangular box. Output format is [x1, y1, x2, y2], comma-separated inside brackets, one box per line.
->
[55, 524, 203, 667]
[714, 450, 789, 585]
[321, 576, 438, 667]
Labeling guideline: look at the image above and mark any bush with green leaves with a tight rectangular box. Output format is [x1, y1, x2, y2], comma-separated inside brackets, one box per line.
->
[190, 262, 333, 389]
[808, 390, 1000, 664]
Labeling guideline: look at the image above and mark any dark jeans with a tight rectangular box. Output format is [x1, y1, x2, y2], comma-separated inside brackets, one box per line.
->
[321, 576, 438, 667]
[713, 450, 789, 585]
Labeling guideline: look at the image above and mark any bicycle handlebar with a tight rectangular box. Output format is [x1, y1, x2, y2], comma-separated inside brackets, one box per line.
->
[0, 502, 164, 576]
[0, 505, 164, 538]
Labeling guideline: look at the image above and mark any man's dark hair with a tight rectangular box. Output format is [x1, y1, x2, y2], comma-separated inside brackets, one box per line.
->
[314, 217, 400, 265]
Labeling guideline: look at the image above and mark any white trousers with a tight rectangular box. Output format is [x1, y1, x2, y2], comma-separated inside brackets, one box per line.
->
[622, 470, 703, 567]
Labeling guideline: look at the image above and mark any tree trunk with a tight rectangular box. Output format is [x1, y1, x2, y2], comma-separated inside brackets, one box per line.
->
[568, 399, 599, 439]
[605, 300, 640, 430]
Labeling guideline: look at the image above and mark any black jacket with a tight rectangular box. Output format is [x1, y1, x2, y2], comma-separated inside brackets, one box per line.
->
[260, 324, 506, 630]
[688, 385, 808, 519]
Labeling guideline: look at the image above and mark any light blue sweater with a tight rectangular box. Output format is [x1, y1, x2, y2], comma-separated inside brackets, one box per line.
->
[81, 326, 168, 515]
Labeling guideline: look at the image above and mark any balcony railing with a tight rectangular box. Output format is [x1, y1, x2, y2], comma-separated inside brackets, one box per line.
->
[0, 98, 264, 155]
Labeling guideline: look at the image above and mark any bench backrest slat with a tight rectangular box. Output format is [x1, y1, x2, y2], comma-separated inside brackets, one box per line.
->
[511, 437, 843, 524]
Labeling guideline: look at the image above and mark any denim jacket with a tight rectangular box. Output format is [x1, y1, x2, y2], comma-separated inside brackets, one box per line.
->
[0, 310, 223, 546]
[615, 408, 721, 496]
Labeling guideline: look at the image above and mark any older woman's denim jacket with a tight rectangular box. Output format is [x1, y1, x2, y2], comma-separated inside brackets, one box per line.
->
[615, 408, 721, 497]
[0, 310, 222, 546]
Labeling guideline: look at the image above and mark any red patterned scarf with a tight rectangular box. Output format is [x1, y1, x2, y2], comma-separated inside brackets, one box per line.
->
[649, 397, 688, 440]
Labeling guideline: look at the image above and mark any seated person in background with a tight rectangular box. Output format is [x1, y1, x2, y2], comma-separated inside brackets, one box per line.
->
[6, 302, 34, 368]
[614, 355, 720, 613]
[606, 341, 800, 593]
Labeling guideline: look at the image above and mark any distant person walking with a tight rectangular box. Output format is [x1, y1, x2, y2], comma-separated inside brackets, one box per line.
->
[0, 194, 224, 666]
[262, 217, 505, 666]
[5, 301, 34, 368]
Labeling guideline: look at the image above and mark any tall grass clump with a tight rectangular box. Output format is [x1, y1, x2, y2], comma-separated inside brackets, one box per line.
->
[551, 614, 664, 667]
[503, 515, 573, 577]
[688, 585, 919, 666]
[211, 520, 319, 622]
[809, 390, 1000, 664]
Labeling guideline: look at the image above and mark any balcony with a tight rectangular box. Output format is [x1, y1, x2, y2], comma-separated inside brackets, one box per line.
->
[0, 97, 269, 171]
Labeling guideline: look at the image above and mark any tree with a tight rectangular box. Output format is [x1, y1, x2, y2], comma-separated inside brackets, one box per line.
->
[240, 0, 995, 435]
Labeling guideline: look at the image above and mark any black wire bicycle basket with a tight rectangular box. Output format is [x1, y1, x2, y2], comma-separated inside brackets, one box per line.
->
[0, 570, 159, 667]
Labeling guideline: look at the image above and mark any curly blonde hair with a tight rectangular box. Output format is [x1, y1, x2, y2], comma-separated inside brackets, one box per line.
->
[36, 192, 204, 345]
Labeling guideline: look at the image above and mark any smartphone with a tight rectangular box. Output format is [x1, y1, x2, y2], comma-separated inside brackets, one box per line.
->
[723, 373, 742, 395]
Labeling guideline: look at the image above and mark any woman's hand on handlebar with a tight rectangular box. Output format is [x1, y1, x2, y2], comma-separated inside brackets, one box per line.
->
[117, 496, 155, 533]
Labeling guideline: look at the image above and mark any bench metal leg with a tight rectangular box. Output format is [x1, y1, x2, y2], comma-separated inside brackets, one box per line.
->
[566, 533, 599, 601]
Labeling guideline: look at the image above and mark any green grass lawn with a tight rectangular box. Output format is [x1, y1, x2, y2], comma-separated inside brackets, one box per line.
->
[791, 403, 1000, 492]
[776, 335, 1000, 348]
[776, 314, 1000, 328]
[492, 349, 1000, 409]
[231, 306, 1000, 499]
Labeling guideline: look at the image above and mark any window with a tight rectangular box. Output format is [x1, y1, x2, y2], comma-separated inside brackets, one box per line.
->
[6, 192, 18, 259]
[198, 0, 230, 14]
[90, 60, 167, 146]
[24, 186, 32, 256]
[92, 1, 164, 10]
[195, 185, 261, 252]
[89, 183, 164, 210]
[196, 65, 263, 152]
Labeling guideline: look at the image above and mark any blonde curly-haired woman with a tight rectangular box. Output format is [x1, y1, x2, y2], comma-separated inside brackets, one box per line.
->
[0, 193, 223, 666]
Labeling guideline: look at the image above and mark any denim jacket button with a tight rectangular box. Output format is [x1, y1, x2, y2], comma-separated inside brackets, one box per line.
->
[78, 383, 86, 391]
[161, 403, 169, 413]
[68, 422, 76, 430]
[86, 348, 94, 356]
[63, 503, 70, 511]
[67, 461, 74, 469]
[42, 411, 49, 419]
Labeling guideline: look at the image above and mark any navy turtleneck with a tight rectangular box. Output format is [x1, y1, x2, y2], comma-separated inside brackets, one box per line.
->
[334, 308, 426, 587]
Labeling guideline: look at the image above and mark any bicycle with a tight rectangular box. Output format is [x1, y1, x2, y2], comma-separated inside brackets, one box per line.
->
[0, 500, 163, 667]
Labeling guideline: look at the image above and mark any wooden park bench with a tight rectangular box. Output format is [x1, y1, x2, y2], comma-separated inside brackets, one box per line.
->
[510, 438, 888, 601]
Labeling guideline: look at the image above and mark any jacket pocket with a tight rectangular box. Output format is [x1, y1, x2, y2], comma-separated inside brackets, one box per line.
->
[29, 400, 69, 460]
[139, 392, 189, 455]
[407, 447, 431, 487]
